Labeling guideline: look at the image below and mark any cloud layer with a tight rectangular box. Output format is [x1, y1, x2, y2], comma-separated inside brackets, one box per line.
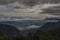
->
[0, 1, 60, 20]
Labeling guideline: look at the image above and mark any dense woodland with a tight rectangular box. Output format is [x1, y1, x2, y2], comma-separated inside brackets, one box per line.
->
[0, 28, 60, 40]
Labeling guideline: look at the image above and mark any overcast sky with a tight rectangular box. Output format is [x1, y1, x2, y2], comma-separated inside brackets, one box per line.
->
[0, 0, 60, 20]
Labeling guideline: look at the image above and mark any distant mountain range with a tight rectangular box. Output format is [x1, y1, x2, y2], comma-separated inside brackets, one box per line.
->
[0, 17, 60, 36]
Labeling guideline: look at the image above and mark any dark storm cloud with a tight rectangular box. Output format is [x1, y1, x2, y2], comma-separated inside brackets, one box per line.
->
[0, 0, 60, 5]
[0, 0, 40, 6]
[0, 0, 16, 5]
[41, 6, 60, 15]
